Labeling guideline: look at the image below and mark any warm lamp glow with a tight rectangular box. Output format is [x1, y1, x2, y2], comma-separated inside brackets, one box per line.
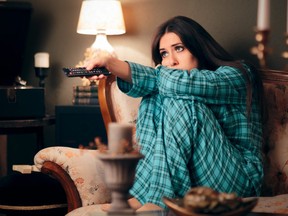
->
[77, 0, 125, 35]
[77, 0, 126, 57]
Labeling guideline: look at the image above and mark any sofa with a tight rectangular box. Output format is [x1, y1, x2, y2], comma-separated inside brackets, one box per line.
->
[32, 69, 288, 214]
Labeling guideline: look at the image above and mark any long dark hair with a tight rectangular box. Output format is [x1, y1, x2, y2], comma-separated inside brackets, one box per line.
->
[151, 15, 263, 118]
[152, 16, 239, 69]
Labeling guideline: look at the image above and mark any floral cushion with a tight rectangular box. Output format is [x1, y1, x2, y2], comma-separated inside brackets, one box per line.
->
[110, 81, 141, 125]
[34, 147, 111, 206]
[110, 81, 141, 144]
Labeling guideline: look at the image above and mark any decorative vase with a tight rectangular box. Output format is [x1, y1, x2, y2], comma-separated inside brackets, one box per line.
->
[98, 153, 143, 214]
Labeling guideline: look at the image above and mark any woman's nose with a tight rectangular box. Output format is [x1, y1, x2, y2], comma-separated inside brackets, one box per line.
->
[168, 54, 178, 66]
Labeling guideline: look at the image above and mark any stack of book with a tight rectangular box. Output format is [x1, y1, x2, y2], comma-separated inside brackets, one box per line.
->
[72, 85, 99, 105]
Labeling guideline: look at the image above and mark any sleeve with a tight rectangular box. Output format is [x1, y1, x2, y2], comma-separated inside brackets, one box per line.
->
[117, 61, 158, 98]
[157, 65, 249, 105]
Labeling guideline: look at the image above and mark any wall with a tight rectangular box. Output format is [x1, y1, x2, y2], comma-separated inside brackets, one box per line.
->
[7, 0, 288, 171]
[17, 0, 288, 109]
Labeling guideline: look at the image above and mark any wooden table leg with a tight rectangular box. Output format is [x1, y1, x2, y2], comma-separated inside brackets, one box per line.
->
[0, 135, 7, 177]
[35, 127, 44, 150]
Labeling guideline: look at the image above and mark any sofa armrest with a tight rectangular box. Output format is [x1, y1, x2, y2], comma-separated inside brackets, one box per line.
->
[41, 161, 82, 212]
[34, 147, 111, 209]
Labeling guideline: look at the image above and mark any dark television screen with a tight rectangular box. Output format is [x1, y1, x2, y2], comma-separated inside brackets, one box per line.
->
[0, 1, 32, 86]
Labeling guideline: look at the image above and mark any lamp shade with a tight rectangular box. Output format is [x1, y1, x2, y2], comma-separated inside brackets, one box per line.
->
[77, 0, 126, 35]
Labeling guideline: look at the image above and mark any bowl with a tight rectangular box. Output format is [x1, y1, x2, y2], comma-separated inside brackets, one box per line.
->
[163, 196, 258, 216]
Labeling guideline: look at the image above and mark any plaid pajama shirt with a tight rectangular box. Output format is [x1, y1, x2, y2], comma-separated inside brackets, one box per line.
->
[117, 62, 263, 208]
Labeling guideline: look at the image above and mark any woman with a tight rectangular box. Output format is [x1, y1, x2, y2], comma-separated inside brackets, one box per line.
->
[86, 15, 264, 211]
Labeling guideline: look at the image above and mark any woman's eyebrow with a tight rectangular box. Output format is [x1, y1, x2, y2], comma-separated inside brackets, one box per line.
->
[171, 43, 183, 47]
[159, 43, 183, 51]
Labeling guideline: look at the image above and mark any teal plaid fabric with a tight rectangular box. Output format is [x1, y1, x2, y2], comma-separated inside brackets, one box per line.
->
[117, 62, 263, 208]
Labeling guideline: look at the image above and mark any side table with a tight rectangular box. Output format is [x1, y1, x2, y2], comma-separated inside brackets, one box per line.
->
[0, 115, 55, 176]
[55, 105, 107, 148]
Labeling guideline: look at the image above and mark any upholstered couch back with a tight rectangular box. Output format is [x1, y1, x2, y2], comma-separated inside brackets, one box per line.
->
[110, 81, 141, 125]
[262, 70, 288, 195]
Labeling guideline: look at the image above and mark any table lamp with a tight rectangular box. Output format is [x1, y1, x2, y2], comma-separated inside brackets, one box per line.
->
[76, 0, 126, 66]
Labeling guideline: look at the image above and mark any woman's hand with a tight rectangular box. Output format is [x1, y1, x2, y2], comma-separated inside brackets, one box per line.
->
[84, 50, 132, 83]
[84, 51, 114, 81]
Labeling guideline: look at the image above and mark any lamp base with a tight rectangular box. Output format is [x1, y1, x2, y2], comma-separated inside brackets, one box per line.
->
[76, 33, 116, 68]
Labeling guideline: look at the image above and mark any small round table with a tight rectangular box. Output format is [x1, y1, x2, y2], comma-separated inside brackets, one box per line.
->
[0, 115, 55, 176]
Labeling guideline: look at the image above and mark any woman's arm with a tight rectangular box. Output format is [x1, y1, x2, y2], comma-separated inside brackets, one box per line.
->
[117, 62, 159, 98]
[158, 65, 249, 105]
[87, 53, 159, 98]
[85, 52, 132, 83]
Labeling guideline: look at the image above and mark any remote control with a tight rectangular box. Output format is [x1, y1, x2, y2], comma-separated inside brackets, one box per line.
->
[63, 67, 111, 77]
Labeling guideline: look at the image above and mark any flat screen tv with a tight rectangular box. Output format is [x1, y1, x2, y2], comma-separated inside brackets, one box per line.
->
[0, 1, 32, 85]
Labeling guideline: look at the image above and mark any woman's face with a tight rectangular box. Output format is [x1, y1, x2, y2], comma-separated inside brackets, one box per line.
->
[159, 32, 198, 70]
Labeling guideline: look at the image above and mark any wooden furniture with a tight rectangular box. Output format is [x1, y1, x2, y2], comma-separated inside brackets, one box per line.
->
[0, 115, 55, 176]
[0, 171, 67, 216]
[40, 161, 81, 212]
[0, 115, 68, 216]
[98, 74, 141, 132]
[55, 105, 107, 147]
[35, 74, 141, 213]
[97, 74, 116, 131]
[36, 74, 140, 212]
[260, 69, 288, 196]
[34, 70, 288, 214]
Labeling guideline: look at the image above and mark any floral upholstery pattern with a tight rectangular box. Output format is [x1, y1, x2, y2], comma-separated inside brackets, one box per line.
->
[110, 81, 141, 124]
[262, 82, 288, 195]
[110, 81, 141, 143]
[34, 147, 111, 206]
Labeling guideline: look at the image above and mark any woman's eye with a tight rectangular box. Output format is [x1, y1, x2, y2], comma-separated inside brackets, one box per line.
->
[175, 46, 184, 52]
[160, 51, 168, 58]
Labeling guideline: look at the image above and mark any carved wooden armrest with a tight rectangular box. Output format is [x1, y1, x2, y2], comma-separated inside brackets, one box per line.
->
[41, 161, 82, 212]
[34, 146, 111, 209]
[12, 161, 82, 213]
